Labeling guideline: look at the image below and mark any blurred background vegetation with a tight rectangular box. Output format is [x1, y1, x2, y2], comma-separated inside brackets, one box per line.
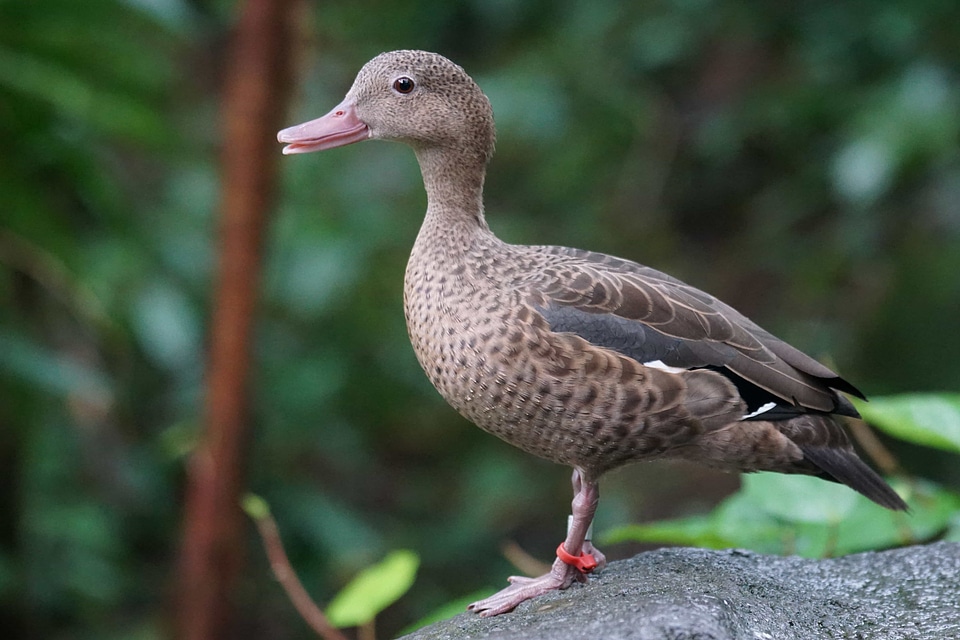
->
[2, 0, 959, 638]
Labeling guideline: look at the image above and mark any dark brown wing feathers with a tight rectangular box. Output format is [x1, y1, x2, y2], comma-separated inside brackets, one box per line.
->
[535, 248, 862, 416]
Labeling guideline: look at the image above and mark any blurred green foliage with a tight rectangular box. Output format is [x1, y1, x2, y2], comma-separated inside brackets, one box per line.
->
[855, 393, 960, 452]
[2, 0, 959, 638]
[604, 475, 960, 557]
[325, 549, 419, 629]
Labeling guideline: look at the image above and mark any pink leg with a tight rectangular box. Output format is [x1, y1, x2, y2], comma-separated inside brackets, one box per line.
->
[468, 468, 603, 617]
[571, 468, 606, 573]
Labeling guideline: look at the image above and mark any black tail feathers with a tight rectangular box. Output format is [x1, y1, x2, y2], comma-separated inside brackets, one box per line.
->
[800, 445, 908, 511]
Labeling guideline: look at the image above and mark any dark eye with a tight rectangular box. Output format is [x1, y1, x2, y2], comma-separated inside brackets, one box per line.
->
[393, 76, 415, 94]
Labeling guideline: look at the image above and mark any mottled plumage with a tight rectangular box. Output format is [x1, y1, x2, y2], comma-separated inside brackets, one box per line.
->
[279, 50, 906, 617]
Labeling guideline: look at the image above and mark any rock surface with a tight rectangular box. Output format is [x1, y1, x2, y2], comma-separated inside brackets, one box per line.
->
[402, 542, 960, 640]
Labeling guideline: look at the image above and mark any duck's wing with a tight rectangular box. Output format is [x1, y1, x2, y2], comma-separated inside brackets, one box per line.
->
[526, 246, 863, 418]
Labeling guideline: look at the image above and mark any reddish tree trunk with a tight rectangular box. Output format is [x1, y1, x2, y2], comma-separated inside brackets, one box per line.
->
[176, 1, 297, 638]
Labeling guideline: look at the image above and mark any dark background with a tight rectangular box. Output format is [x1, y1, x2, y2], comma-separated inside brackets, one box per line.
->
[2, 0, 959, 637]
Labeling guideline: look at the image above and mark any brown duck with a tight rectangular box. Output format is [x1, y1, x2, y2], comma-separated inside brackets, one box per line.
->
[278, 50, 906, 616]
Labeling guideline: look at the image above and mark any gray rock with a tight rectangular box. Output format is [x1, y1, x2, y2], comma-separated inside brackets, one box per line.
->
[402, 542, 960, 640]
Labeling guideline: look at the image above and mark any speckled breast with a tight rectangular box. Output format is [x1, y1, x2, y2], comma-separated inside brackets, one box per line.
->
[402, 240, 698, 475]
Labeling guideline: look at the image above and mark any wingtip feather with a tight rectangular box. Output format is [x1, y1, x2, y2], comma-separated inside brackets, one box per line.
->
[800, 445, 908, 511]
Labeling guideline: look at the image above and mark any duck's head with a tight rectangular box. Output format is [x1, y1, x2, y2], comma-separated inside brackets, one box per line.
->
[278, 50, 495, 165]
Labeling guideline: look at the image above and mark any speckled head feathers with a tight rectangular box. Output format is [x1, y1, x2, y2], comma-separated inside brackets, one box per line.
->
[347, 50, 496, 163]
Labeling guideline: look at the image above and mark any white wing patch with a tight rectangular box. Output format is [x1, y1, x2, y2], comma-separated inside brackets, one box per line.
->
[640, 361, 781, 420]
[742, 401, 777, 420]
[642, 359, 687, 374]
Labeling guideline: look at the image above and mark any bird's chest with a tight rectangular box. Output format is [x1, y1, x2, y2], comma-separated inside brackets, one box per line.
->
[403, 252, 500, 408]
[402, 251, 586, 463]
[402, 238, 649, 472]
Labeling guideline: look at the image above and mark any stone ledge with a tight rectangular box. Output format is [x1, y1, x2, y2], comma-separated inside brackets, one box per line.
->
[402, 541, 960, 640]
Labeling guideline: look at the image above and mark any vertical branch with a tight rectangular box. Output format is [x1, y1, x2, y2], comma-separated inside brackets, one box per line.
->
[176, 1, 298, 638]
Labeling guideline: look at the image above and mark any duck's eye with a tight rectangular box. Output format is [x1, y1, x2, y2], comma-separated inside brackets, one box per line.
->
[393, 76, 415, 94]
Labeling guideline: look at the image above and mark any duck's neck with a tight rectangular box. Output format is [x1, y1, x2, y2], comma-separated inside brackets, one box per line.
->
[414, 145, 491, 236]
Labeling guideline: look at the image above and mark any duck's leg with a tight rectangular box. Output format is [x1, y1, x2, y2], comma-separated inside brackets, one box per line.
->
[468, 468, 603, 617]
[571, 468, 606, 572]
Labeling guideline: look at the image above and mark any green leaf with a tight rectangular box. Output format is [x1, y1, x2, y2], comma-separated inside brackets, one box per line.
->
[945, 515, 960, 543]
[854, 394, 960, 454]
[602, 515, 734, 549]
[131, 279, 202, 371]
[741, 473, 859, 524]
[0, 330, 111, 402]
[325, 550, 419, 628]
[602, 476, 960, 559]
[0, 46, 168, 144]
[241, 494, 270, 521]
[710, 491, 790, 553]
[823, 480, 960, 555]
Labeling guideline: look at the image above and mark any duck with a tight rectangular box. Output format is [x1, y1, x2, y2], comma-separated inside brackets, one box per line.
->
[278, 50, 906, 617]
